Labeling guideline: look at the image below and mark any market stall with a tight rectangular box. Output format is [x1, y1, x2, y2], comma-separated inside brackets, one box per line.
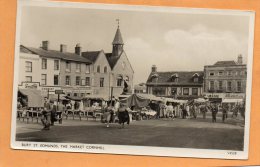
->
[18, 89, 44, 108]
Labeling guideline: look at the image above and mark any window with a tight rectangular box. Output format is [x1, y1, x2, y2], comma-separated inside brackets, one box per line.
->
[193, 77, 198, 83]
[152, 87, 166, 96]
[100, 78, 104, 87]
[54, 60, 59, 70]
[171, 87, 177, 95]
[97, 65, 100, 73]
[25, 76, 32, 82]
[218, 71, 223, 76]
[192, 88, 198, 95]
[227, 81, 232, 92]
[42, 58, 47, 69]
[85, 77, 90, 86]
[104, 66, 107, 73]
[209, 72, 214, 76]
[81, 93, 85, 97]
[76, 63, 81, 72]
[76, 76, 81, 86]
[25, 61, 32, 72]
[54, 75, 59, 85]
[66, 62, 71, 72]
[117, 76, 123, 86]
[218, 81, 223, 90]
[86, 64, 90, 73]
[237, 81, 242, 92]
[41, 74, 47, 85]
[74, 93, 78, 97]
[227, 71, 232, 76]
[183, 88, 189, 95]
[151, 76, 158, 82]
[209, 81, 214, 90]
[65, 76, 70, 85]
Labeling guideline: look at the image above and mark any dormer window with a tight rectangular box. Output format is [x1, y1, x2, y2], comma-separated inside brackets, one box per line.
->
[193, 73, 199, 83]
[171, 74, 178, 82]
[151, 74, 158, 82]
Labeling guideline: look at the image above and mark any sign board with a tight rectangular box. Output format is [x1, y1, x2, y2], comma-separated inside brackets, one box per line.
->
[19, 82, 41, 90]
[55, 90, 64, 94]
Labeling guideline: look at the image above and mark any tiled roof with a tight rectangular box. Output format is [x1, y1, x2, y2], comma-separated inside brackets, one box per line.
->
[81, 51, 101, 63]
[213, 61, 237, 66]
[146, 71, 204, 86]
[112, 28, 124, 45]
[105, 53, 121, 69]
[21, 45, 92, 64]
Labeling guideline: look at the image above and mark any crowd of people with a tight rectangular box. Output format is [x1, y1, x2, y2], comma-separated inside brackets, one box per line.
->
[17, 96, 246, 130]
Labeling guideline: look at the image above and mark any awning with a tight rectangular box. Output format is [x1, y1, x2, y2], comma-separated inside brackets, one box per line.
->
[65, 96, 83, 101]
[18, 89, 44, 107]
[120, 93, 163, 108]
[194, 98, 208, 103]
[222, 98, 243, 103]
[161, 97, 187, 104]
[83, 94, 110, 101]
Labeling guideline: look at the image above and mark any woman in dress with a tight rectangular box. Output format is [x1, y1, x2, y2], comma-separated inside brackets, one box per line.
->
[118, 103, 130, 129]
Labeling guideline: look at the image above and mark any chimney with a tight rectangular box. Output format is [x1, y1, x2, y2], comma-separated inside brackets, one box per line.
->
[151, 65, 157, 73]
[75, 43, 81, 56]
[42, 41, 49, 50]
[60, 44, 67, 53]
[237, 54, 243, 65]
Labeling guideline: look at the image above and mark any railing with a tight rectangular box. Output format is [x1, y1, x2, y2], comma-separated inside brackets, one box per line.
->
[17, 108, 103, 124]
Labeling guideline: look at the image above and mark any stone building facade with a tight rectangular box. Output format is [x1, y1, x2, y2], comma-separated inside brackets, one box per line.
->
[204, 55, 247, 101]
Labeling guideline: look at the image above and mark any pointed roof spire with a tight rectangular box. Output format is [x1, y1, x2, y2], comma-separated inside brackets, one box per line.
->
[112, 19, 124, 45]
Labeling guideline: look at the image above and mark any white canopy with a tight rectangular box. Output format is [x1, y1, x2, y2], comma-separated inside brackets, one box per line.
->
[222, 98, 243, 103]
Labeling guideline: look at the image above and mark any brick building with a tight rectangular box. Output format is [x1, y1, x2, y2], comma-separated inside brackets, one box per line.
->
[204, 55, 247, 101]
[146, 65, 204, 100]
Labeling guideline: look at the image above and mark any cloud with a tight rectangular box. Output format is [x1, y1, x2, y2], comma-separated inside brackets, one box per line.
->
[124, 25, 248, 84]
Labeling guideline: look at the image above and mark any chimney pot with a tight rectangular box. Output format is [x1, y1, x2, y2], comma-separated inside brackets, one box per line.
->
[237, 54, 243, 65]
[152, 65, 157, 73]
[42, 41, 49, 50]
[75, 43, 81, 56]
[60, 44, 67, 53]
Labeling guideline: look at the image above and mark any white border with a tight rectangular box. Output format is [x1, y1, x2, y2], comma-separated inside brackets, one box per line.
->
[11, 0, 255, 159]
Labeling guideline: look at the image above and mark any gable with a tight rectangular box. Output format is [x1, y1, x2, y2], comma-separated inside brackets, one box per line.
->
[94, 50, 112, 71]
[112, 51, 134, 73]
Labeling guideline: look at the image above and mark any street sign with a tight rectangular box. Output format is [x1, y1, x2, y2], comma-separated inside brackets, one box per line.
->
[55, 90, 64, 94]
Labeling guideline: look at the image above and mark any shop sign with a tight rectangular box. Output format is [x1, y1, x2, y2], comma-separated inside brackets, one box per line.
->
[19, 82, 40, 90]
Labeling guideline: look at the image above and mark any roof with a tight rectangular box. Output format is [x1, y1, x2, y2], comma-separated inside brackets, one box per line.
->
[81, 51, 101, 63]
[213, 61, 237, 66]
[146, 71, 204, 86]
[105, 53, 121, 69]
[20, 45, 92, 64]
[112, 28, 124, 45]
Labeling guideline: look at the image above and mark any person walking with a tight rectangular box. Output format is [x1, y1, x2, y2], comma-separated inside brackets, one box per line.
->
[41, 97, 52, 130]
[211, 104, 218, 123]
[50, 100, 57, 126]
[57, 101, 65, 124]
[118, 103, 130, 129]
[222, 105, 228, 122]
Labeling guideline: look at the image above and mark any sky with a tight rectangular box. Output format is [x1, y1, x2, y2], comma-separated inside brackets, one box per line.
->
[20, 5, 250, 85]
